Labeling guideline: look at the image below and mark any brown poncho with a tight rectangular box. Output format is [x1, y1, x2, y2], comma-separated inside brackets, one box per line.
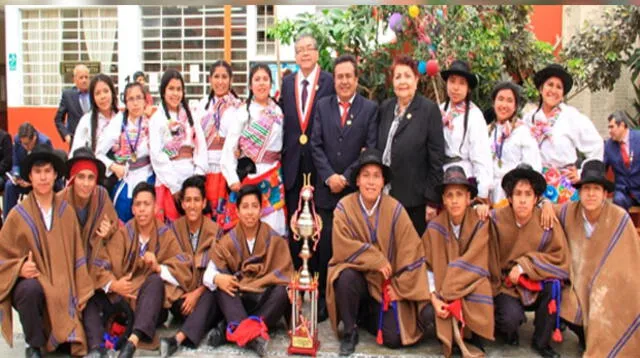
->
[557, 201, 640, 357]
[326, 193, 429, 346]
[211, 222, 293, 293]
[0, 193, 94, 355]
[59, 185, 119, 287]
[488, 206, 570, 305]
[168, 216, 221, 299]
[422, 207, 494, 356]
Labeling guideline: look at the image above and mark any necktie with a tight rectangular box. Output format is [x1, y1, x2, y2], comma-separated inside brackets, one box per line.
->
[621, 141, 630, 168]
[301, 79, 309, 113]
[340, 102, 351, 127]
[80, 93, 90, 113]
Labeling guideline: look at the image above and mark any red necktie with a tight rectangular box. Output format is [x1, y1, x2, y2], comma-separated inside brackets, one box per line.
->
[340, 102, 350, 127]
[621, 141, 630, 168]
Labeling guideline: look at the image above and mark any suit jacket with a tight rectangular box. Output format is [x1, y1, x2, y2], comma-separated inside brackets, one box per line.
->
[279, 69, 335, 191]
[54, 86, 86, 142]
[604, 129, 640, 199]
[376, 95, 444, 208]
[0, 130, 12, 177]
[11, 132, 52, 174]
[311, 93, 378, 209]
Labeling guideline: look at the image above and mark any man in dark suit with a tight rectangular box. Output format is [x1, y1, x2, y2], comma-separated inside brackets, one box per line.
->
[0, 129, 13, 193]
[604, 110, 640, 210]
[3, 122, 53, 220]
[310, 54, 377, 321]
[279, 34, 335, 269]
[54, 64, 90, 147]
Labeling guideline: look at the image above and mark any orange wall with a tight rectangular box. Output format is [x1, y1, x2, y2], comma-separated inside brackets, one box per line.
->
[531, 5, 563, 51]
[8, 107, 68, 150]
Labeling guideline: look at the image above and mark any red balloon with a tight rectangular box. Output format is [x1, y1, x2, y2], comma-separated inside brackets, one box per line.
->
[426, 59, 440, 77]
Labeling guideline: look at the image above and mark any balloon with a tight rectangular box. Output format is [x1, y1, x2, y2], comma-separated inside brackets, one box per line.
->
[426, 59, 440, 77]
[408, 5, 420, 19]
[389, 13, 403, 32]
[418, 61, 427, 75]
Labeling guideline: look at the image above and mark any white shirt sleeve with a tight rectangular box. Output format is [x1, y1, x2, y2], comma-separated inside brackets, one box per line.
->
[572, 110, 604, 165]
[468, 109, 494, 198]
[159, 264, 180, 286]
[71, 112, 92, 154]
[518, 126, 543, 172]
[103, 280, 112, 293]
[202, 260, 220, 291]
[192, 115, 209, 175]
[220, 106, 248, 186]
[95, 113, 123, 177]
[149, 110, 183, 194]
[427, 270, 436, 293]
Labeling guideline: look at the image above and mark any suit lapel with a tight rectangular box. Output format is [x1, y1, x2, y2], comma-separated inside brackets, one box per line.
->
[342, 94, 363, 136]
[393, 96, 420, 137]
[380, 98, 397, 142]
[72, 88, 84, 115]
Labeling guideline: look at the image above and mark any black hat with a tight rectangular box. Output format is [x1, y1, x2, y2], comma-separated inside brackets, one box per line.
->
[533, 64, 573, 95]
[20, 144, 66, 182]
[491, 81, 524, 110]
[351, 148, 392, 186]
[435, 165, 478, 199]
[66, 147, 106, 182]
[573, 160, 614, 192]
[501, 163, 547, 197]
[441, 60, 478, 89]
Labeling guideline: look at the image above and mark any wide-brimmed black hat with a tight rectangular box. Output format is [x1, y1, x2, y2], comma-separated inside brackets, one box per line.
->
[533, 64, 573, 95]
[435, 165, 478, 199]
[491, 81, 524, 110]
[20, 144, 66, 182]
[351, 148, 392, 186]
[441, 60, 478, 89]
[66, 147, 106, 182]
[573, 160, 614, 192]
[501, 163, 547, 197]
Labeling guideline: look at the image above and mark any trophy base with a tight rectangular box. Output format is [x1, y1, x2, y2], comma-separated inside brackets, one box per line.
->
[288, 337, 320, 357]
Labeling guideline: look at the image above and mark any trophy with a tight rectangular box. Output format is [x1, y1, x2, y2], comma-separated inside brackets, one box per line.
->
[288, 174, 322, 356]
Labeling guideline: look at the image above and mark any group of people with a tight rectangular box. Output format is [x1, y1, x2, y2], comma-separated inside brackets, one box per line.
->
[0, 31, 638, 358]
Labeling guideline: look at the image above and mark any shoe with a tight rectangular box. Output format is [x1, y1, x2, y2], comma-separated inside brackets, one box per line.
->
[464, 334, 485, 353]
[25, 347, 41, 358]
[160, 337, 179, 357]
[85, 347, 107, 358]
[205, 320, 227, 348]
[117, 341, 137, 358]
[317, 297, 328, 323]
[531, 343, 560, 358]
[339, 330, 358, 356]
[508, 332, 520, 346]
[246, 336, 268, 357]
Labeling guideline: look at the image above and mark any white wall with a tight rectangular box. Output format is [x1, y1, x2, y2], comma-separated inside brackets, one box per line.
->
[117, 5, 143, 98]
[5, 6, 23, 107]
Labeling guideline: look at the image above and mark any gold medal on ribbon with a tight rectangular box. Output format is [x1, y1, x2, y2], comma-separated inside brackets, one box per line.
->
[131, 153, 137, 163]
[299, 134, 308, 145]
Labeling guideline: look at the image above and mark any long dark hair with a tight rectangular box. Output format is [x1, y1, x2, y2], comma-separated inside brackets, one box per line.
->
[204, 60, 238, 110]
[159, 68, 194, 127]
[89, 74, 118, 151]
[443, 91, 472, 151]
[245, 63, 274, 115]
[121, 82, 146, 132]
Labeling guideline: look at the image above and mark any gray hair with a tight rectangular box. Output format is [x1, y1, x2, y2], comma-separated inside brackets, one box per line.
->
[294, 33, 318, 49]
[73, 64, 89, 77]
[608, 110, 632, 128]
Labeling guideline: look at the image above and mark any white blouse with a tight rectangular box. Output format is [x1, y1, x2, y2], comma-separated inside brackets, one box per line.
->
[195, 95, 240, 173]
[71, 110, 117, 155]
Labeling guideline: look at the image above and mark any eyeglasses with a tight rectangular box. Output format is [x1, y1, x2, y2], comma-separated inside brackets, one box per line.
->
[295, 46, 317, 55]
[126, 95, 145, 103]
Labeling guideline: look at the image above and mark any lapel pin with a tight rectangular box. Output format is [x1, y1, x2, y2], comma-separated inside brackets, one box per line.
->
[346, 120, 352, 126]
[407, 113, 412, 120]
[315, 85, 319, 91]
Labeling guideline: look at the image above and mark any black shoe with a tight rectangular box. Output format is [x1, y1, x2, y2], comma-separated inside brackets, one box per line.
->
[508, 332, 520, 346]
[246, 336, 268, 357]
[317, 297, 328, 323]
[85, 347, 108, 358]
[117, 341, 137, 358]
[531, 343, 560, 358]
[25, 347, 41, 358]
[464, 334, 486, 353]
[339, 330, 358, 356]
[160, 337, 179, 357]
[205, 320, 227, 348]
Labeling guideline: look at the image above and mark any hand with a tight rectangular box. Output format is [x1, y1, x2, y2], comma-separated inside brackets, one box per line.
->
[540, 200, 555, 230]
[180, 287, 204, 316]
[431, 295, 450, 319]
[425, 206, 438, 222]
[65, 135, 72, 144]
[143, 105, 154, 118]
[96, 218, 113, 239]
[215, 273, 240, 297]
[565, 165, 579, 184]
[142, 252, 160, 273]
[509, 265, 522, 285]
[111, 273, 137, 300]
[229, 182, 241, 192]
[474, 204, 490, 221]
[327, 174, 347, 194]
[111, 164, 126, 179]
[386, 283, 399, 301]
[476, 197, 490, 206]
[19, 251, 40, 279]
[16, 178, 31, 188]
[378, 262, 392, 280]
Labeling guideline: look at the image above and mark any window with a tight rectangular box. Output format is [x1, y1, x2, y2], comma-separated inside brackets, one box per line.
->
[141, 5, 249, 101]
[21, 8, 118, 105]
[256, 5, 275, 56]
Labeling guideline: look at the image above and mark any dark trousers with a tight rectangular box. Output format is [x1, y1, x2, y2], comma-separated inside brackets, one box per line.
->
[83, 274, 165, 348]
[563, 319, 586, 349]
[334, 268, 435, 348]
[3, 181, 30, 220]
[215, 285, 289, 329]
[613, 190, 640, 211]
[309, 208, 334, 298]
[494, 283, 556, 348]
[12, 278, 47, 349]
[168, 290, 219, 346]
[405, 204, 427, 237]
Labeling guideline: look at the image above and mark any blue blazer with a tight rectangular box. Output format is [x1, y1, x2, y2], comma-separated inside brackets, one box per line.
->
[11, 132, 53, 174]
[311, 94, 378, 209]
[604, 129, 640, 198]
[279, 70, 335, 191]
